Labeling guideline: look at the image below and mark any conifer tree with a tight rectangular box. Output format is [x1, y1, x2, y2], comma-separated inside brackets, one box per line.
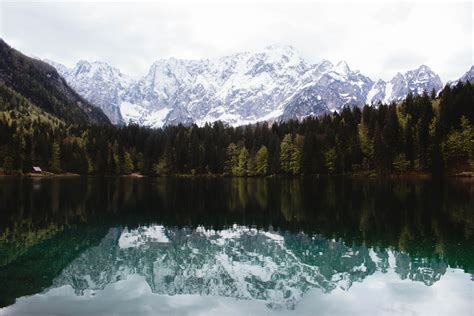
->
[247, 152, 256, 176]
[235, 146, 249, 176]
[224, 143, 239, 175]
[324, 148, 337, 174]
[122, 151, 134, 174]
[49, 142, 61, 173]
[255, 145, 269, 175]
[290, 134, 304, 174]
[280, 134, 293, 174]
[2, 154, 13, 175]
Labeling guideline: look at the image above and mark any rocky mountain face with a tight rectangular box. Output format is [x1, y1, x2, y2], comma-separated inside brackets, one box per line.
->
[47, 45, 453, 127]
[45, 59, 132, 124]
[51, 225, 447, 310]
[0, 39, 110, 125]
[450, 65, 474, 86]
[366, 65, 443, 104]
[281, 61, 374, 120]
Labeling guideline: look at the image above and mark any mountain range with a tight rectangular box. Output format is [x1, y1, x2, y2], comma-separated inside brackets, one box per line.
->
[46, 44, 473, 127]
[1, 39, 471, 128]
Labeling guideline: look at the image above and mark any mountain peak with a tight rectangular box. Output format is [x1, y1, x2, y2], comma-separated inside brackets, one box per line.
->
[418, 64, 431, 71]
[259, 44, 303, 66]
[315, 59, 334, 71]
[72, 60, 130, 81]
[44, 59, 69, 74]
[76, 59, 91, 66]
[335, 60, 350, 74]
[405, 64, 439, 79]
[413, 64, 436, 76]
[454, 65, 474, 84]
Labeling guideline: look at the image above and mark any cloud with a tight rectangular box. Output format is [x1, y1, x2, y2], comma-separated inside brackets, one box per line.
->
[0, 1, 471, 82]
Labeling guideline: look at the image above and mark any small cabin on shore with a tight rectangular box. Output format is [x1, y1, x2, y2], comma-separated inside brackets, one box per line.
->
[32, 166, 42, 173]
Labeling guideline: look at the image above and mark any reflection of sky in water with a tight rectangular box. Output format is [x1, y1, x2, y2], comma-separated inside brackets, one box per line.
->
[2, 270, 472, 316]
[2, 225, 472, 316]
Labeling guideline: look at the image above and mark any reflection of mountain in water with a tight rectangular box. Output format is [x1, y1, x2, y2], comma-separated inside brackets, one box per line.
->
[1, 177, 472, 309]
[52, 225, 448, 309]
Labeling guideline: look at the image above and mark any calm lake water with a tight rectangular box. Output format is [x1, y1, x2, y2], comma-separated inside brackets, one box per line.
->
[0, 177, 472, 315]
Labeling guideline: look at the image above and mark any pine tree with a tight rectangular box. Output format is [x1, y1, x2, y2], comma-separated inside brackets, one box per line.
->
[107, 147, 117, 175]
[49, 142, 61, 173]
[290, 134, 304, 174]
[358, 122, 373, 163]
[404, 121, 415, 168]
[136, 152, 145, 173]
[12, 134, 26, 172]
[280, 134, 293, 174]
[300, 133, 315, 174]
[429, 117, 444, 175]
[122, 151, 134, 174]
[255, 145, 269, 176]
[324, 148, 337, 174]
[373, 123, 387, 174]
[268, 135, 280, 174]
[381, 105, 400, 171]
[224, 143, 239, 175]
[442, 116, 474, 169]
[235, 146, 249, 176]
[2, 154, 13, 175]
[155, 142, 175, 175]
[247, 153, 256, 176]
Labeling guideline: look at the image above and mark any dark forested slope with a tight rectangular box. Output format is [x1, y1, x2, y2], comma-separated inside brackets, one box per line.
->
[0, 39, 110, 125]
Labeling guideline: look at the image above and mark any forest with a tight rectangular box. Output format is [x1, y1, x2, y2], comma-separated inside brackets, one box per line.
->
[0, 81, 473, 177]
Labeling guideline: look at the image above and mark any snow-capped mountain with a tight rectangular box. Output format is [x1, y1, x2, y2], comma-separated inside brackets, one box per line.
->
[47, 46, 448, 127]
[47, 60, 133, 124]
[458, 65, 474, 82]
[50, 225, 447, 310]
[449, 65, 474, 86]
[281, 60, 374, 119]
[366, 65, 443, 104]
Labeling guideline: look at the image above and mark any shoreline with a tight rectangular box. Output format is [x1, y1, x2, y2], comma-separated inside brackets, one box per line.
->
[0, 171, 472, 180]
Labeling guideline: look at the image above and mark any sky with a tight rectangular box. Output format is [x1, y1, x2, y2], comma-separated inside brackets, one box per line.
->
[0, 0, 472, 82]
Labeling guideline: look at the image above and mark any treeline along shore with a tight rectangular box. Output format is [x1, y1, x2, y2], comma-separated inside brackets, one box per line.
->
[0, 81, 473, 177]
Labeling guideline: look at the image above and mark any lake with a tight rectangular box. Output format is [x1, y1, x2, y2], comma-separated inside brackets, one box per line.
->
[0, 177, 472, 315]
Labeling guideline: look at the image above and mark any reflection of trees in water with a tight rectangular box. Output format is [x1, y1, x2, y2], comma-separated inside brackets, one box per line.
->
[280, 179, 303, 222]
[0, 177, 473, 271]
[0, 177, 472, 308]
[0, 220, 64, 267]
[0, 225, 107, 307]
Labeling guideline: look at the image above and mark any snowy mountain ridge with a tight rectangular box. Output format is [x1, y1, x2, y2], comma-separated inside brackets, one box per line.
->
[47, 45, 467, 127]
[51, 225, 448, 310]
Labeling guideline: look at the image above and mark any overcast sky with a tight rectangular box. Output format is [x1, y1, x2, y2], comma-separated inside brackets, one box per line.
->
[0, 0, 472, 82]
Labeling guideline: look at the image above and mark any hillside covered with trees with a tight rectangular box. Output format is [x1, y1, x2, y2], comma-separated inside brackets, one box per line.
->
[0, 39, 110, 125]
[0, 77, 472, 177]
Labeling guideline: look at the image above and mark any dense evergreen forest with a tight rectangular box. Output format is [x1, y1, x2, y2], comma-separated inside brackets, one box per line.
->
[0, 81, 473, 177]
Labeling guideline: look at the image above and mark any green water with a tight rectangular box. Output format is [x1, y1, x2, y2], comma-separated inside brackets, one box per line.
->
[0, 177, 472, 315]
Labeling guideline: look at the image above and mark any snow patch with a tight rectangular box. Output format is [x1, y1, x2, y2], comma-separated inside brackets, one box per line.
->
[118, 225, 169, 249]
[382, 82, 394, 104]
[142, 108, 172, 128]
